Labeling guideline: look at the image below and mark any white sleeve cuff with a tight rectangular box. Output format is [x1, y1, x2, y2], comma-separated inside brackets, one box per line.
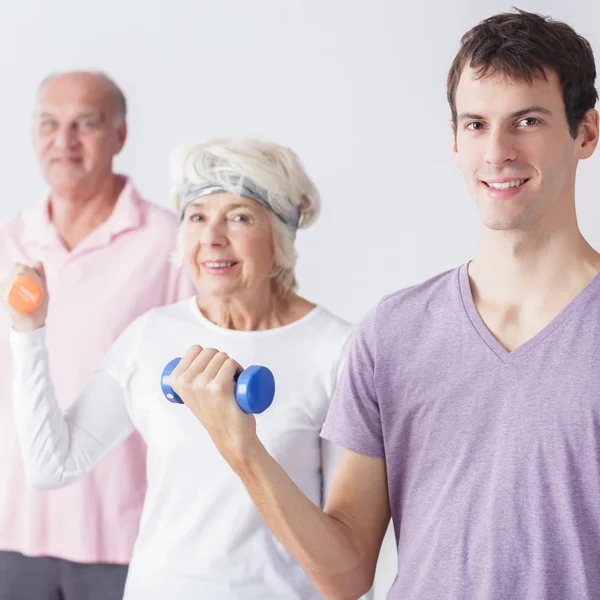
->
[10, 326, 46, 353]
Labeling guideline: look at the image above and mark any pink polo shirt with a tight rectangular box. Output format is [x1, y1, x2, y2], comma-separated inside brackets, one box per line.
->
[0, 176, 196, 564]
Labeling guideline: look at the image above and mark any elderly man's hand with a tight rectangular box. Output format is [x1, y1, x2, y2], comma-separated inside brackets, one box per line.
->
[170, 345, 261, 464]
[0, 262, 49, 332]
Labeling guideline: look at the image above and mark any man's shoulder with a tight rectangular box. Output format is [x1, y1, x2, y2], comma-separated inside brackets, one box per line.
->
[0, 210, 28, 249]
[137, 197, 179, 230]
[377, 267, 460, 314]
[359, 266, 462, 340]
[123, 193, 179, 252]
[0, 209, 28, 232]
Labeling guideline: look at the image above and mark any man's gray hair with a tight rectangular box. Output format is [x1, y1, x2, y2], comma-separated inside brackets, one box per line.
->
[37, 70, 127, 126]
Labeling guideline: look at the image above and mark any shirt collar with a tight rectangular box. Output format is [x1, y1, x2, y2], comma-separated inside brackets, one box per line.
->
[22, 175, 145, 249]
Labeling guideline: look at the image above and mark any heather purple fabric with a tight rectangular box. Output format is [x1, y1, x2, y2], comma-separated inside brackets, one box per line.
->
[322, 264, 600, 599]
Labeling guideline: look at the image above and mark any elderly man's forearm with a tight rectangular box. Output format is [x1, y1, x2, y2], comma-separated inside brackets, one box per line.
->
[231, 442, 373, 599]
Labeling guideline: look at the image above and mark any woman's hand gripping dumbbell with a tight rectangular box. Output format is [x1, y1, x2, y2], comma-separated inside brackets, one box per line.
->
[162, 346, 275, 460]
[0, 262, 48, 331]
[162, 354, 275, 414]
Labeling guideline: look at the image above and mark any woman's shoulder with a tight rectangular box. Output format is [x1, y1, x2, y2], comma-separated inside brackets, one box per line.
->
[286, 299, 354, 349]
[119, 298, 201, 348]
[312, 305, 353, 337]
[141, 297, 199, 323]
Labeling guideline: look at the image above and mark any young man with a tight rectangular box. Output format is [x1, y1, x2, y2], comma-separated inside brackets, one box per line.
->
[165, 9, 600, 599]
[0, 72, 195, 599]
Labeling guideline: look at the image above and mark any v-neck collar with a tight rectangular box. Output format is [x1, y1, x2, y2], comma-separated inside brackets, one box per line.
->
[458, 262, 600, 364]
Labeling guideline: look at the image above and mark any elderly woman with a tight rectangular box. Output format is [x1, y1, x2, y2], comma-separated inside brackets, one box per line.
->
[1, 138, 355, 600]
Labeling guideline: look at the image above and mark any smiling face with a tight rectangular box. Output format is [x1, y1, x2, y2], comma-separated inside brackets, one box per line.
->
[180, 192, 275, 298]
[453, 66, 595, 232]
[33, 72, 126, 197]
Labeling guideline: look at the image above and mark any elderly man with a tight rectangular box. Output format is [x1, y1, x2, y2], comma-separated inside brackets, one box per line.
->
[0, 71, 195, 600]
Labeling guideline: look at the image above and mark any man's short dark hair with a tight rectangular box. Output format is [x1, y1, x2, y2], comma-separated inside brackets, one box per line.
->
[447, 8, 598, 138]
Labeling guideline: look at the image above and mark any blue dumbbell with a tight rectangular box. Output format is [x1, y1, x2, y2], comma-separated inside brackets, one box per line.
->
[160, 357, 275, 414]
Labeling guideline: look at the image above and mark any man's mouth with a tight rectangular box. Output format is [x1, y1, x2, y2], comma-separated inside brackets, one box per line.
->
[483, 179, 529, 190]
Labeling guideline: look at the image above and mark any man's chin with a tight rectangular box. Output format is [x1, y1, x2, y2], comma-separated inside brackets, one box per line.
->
[476, 198, 539, 232]
[480, 213, 536, 232]
[45, 172, 88, 192]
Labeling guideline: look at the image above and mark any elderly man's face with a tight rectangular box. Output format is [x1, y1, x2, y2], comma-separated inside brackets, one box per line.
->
[181, 192, 276, 299]
[33, 73, 126, 196]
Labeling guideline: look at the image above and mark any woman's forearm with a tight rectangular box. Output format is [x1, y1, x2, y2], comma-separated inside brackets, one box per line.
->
[11, 327, 133, 488]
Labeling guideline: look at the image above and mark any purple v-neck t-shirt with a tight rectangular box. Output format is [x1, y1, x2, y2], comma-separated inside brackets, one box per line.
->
[321, 264, 600, 599]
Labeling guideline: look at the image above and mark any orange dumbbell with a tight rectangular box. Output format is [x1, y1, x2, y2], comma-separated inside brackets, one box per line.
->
[7, 276, 43, 314]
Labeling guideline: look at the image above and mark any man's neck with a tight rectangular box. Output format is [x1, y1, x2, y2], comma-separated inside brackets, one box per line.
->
[471, 213, 600, 306]
[49, 174, 124, 251]
[468, 211, 600, 351]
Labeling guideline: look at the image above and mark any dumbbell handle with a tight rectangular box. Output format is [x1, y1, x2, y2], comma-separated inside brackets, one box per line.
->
[8, 276, 43, 314]
[161, 357, 275, 414]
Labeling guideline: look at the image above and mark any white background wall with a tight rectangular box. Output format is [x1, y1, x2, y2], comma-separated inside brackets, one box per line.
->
[1, 1, 599, 597]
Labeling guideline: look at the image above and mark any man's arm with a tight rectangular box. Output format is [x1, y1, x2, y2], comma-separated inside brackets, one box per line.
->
[233, 444, 390, 600]
[320, 439, 376, 600]
[171, 306, 387, 598]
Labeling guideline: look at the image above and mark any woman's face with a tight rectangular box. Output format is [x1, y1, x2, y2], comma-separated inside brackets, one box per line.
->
[181, 192, 275, 299]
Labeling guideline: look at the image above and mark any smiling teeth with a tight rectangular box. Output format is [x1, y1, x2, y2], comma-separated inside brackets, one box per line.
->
[206, 261, 236, 268]
[487, 179, 527, 190]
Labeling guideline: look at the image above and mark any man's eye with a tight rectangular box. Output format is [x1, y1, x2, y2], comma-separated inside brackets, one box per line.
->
[466, 122, 485, 131]
[189, 214, 204, 222]
[40, 120, 57, 130]
[518, 117, 540, 127]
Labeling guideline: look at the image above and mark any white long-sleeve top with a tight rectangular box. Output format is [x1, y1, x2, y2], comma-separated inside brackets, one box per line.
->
[11, 298, 354, 600]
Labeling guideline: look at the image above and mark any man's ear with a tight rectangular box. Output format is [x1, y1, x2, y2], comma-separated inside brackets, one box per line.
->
[115, 119, 127, 155]
[451, 122, 459, 165]
[576, 108, 599, 160]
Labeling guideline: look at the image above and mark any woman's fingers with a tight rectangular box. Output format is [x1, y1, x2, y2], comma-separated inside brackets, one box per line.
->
[188, 348, 222, 381]
[170, 348, 257, 463]
[171, 347, 227, 395]
[214, 358, 242, 387]
[170, 345, 203, 384]
[32, 261, 46, 282]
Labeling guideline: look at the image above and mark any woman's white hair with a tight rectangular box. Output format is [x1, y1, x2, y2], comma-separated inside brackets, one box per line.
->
[170, 137, 321, 297]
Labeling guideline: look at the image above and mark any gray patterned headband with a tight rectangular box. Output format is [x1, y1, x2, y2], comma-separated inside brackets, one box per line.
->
[178, 174, 301, 231]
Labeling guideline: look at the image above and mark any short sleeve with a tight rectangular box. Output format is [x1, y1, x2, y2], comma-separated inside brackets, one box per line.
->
[320, 308, 383, 458]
